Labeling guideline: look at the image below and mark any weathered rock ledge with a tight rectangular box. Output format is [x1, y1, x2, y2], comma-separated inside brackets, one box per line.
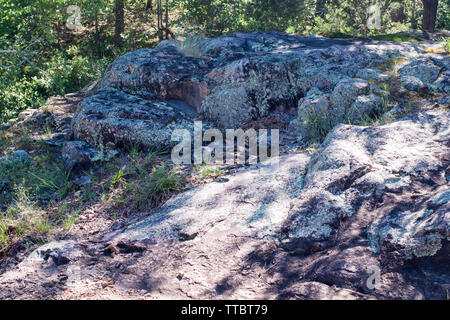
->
[1, 109, 448, 299]
[71, 32, 449, 152]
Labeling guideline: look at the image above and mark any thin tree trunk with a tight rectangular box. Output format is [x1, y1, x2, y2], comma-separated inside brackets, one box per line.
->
[157, 0, 162, 41]
[95, 11, 100, 54]
[146, 0, 153, 10]
[114, 0, 125, 46]
[412, 0, 417, 29]
[165, 0, 169, 39]
[315, 0, 326, 19]
[421, 0, 439, 31]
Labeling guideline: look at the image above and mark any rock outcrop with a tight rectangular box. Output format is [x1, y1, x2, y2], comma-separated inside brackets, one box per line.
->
[398, 53, 449, 93]
[1, 32, 448, 300]
[71, 32, 445, 151]
[0, 150, 30, 165]
[72, 87, 197, 151]
[1, 110, 448, 299]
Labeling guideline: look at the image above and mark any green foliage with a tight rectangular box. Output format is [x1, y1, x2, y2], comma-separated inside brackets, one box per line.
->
[175, 0, 449, 38]
[0, 156, 71, 207]
[0, 0, 151, 123]
[371, 33, 419, 42]
[304, 108, 334, 142]
[175, 0, 308, 36]
[441, 37, 450, 52]
[437, 0, 450, 30]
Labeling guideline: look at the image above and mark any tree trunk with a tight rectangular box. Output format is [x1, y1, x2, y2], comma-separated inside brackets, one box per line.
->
[165, 0, 169, 39]
[421, 0, 439, 31]
[412, 0, 417, 29]
[146, 0, 152, 11]
[315, 0, 326, 19]
[157, 0, 162, 41]
[94, 11, 100, 54]
[114, 0, 125, 46]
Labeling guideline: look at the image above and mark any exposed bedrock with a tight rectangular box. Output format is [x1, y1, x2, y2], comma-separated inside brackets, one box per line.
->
[71, 32, 448, 150]
[106, 110, 449, 299]
[2, 110, 449, 299]
[72, 87, 197, 151]
[398, 53, 450, 93]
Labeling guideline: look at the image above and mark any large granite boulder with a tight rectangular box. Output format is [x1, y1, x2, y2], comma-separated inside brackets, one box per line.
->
[296, 79, 383, 140]
[72, 87, 196, 151]
[100, 46, 209, 112]
[1, 110, 449, 299]
[398, 53, 449, 93]
[289, 110, 449, 258]
[71, 32, 436, 151]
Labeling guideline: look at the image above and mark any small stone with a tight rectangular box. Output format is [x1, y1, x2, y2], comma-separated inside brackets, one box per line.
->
[73, 175, 92, 186]
[401, 75, 425, 92]
[0, 123, 11, 131]
[398, 54, 442, 90]
[0, 150, 30, 165]
[62, 140, 110, 170]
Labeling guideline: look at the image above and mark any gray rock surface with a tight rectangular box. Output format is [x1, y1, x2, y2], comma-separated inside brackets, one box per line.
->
[1, 33, 449, 300]
[398, 53, 449, 93]
[401, 75, 426, 91]
[72, 32, 440, 151]
[296, 79, 384, 140]
[3, 110, 447, 299]
[0, 150, 30, 165]
[110, 153, 310, 244]
[105, 109, 450, 299]
[62, 140, 118, 169]
[72, 87, 197, 151]
[296, 110, 449, 258]
[368, 188, 449, 261]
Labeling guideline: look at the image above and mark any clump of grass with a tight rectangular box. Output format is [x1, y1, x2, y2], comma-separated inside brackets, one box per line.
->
[0, 186, 52, 254]
[132, 165, 186, 209]
[111, 167, 126, 186]
[406, 100, 417, 114]
[193, 164, 223, 180]
[0, 133, 12, 154]
[303, 108, 334, 142]
[0, 218, 9, 253]
[53, 202, 68, 221]
[33, 217, 52, 234]
[441, 37, 450, 53]
[62, 209, 81, 231]
[0, 154, 71, 207]
[378, 57, 408, 74]
[43, 125, 53, 138]
[305, 142, 320, 155]
[178, 35, 204, 58]
[81, 186, 97, 203]
[102, 149, 186, 214]
[379, 82, 389, 92]
[371, 33, 419, 42]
